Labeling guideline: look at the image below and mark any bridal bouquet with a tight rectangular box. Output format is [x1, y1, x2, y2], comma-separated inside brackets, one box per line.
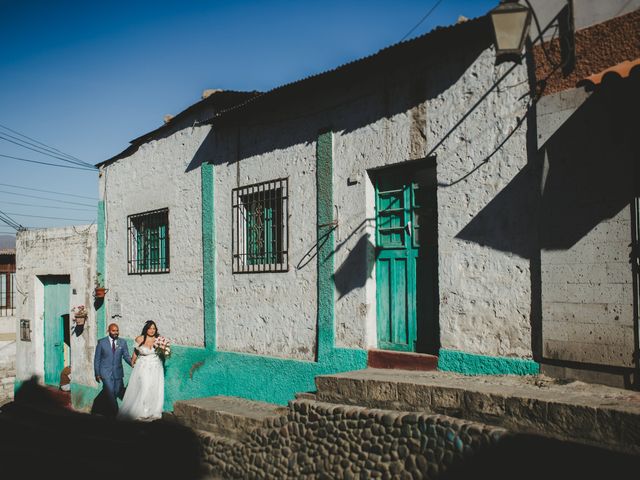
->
[153, 336, 171, 358]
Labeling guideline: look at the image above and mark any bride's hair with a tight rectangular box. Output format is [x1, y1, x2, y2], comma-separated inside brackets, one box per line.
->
[138, 320, 159, 346]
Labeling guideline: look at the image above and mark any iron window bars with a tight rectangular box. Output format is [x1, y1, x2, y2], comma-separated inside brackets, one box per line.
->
[127, 208, 170, 274]
[232, 178, 289, 273]
[0, 272, 15, 316]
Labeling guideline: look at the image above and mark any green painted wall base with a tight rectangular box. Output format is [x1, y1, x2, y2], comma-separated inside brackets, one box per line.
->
[89, 133, 367, 413]
[163, 346, 367, 409]
[71, 345, 366, 411]
[71, 382, 101, 411]
[438, 349, 540, 376]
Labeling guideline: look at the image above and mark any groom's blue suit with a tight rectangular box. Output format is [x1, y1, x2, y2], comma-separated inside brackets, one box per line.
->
[94, 336, 132, 413]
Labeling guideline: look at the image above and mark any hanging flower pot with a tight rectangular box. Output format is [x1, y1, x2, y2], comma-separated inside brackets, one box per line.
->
[94, 287, 107, 298]
[74, 313, 88, 326]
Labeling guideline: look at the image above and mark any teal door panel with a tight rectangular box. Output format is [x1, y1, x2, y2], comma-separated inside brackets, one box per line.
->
[43, 276, 69, 386]
[375, 162, 437, 353]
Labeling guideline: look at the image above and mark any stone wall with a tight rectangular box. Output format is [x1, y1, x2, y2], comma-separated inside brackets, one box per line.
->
[199, 399, 507, 479]
[15, 226, 97, 386]
[538, 79, 637, 374]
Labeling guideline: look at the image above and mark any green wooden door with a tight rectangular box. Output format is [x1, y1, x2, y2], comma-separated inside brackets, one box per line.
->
[43, 276, 69, 386]
[375, 164, 437, 352]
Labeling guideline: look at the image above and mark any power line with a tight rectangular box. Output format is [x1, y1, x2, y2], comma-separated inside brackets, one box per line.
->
[0, 129, 89, 167]
[400, 0, 445, 42]
[0, 208, 24, 230]
[0, 152, 96, 171]
[2, 211, 95, 222]
[0, 189, 96, 207]
[0, 132, 97, 169]
[0, 122, 90, 166]
[0, 200, 96, 212]
[0, 182, 96, 200]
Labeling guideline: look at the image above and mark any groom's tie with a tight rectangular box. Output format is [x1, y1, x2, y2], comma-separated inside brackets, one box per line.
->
[112, 339, 116, 353]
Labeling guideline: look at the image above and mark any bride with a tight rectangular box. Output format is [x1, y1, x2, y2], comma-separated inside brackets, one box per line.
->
[117, 320, 165, 422]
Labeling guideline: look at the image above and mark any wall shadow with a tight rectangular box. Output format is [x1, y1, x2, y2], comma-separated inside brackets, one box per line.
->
[456, 77, 638, 257]
[334, 233, 375, 300]
[455, 75, 639, 376]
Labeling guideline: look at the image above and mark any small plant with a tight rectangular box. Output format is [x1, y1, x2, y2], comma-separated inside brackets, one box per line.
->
[94, 272, 108, 298]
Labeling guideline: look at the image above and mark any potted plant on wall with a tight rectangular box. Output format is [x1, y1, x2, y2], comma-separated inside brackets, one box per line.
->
[94, 272, 108, 298]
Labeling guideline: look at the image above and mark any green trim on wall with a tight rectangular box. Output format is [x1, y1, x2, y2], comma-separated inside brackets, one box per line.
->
[182, 137, 366, 408]
[13, 379, 23, 397]
[201, 163, 217, 350]
[97, 200, 106, 336]
[438, 349, 540, 376]
[82, 138, 367, 412]
[316, 130, 335, 361]
[70, 381, 101, 411]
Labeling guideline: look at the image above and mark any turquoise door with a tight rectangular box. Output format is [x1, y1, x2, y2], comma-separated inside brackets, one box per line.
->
[42, 276, 70, 386]
[375, 163, 438, 353]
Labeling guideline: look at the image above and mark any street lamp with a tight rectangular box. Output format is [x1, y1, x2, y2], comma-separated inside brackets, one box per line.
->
[490, 0, 532, 62]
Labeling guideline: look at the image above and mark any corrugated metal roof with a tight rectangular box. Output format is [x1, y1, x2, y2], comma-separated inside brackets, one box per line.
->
[209, 15, 488, 125]
[100, 14, 488, 167]
[97, 90, 260, 167]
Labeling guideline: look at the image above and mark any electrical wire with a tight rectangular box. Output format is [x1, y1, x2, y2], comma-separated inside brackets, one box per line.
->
[0, 132, 97, 169]
[400, 0, 445, 42]
[0, 130, 89, 167]
[0, 152, 96, 171]
[0, 189, 96, 207]
[1, 211, 95, 222]
[0, 122, 91, 166]
[0, 208, 24, 230]
[0, 200, 96, 212]
[0, 182, 96, 200]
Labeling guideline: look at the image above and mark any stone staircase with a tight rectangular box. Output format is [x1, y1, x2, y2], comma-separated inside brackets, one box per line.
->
[169, 368, 640, 478]
[312, 368, 640, 457]
[170, 395, 287, 442]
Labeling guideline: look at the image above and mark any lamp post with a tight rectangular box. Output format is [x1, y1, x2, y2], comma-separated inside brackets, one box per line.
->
[490, 0, 532, 63]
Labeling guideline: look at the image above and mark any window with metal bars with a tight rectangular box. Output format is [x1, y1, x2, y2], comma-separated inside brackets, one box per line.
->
[127, 208, 170, 274]
[232, 178, 288, 273]
[0, 272, 15, 316]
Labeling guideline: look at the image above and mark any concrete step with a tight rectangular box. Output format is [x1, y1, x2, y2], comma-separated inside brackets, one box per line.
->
[367, 349, 438, 371]
[314, 368, 640, 456]
[172, 395, 287, 441]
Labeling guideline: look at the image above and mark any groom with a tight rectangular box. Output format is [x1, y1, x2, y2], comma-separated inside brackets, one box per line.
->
[94, 323, 132, 416]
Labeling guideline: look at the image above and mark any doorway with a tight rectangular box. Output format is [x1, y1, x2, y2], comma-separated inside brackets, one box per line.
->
[372, 160, 439, 354]
[41, 275, 70, 386]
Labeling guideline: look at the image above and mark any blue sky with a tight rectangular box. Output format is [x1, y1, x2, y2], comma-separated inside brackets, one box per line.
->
[0, 0, 497, 233]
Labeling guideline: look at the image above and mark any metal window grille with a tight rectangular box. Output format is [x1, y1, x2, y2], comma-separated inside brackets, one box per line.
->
[0, 272, 15, 317]
[232, 178, 288, 273]
[127, 208, 170, 274]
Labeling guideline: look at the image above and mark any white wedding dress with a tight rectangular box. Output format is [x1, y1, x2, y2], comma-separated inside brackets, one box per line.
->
[117, 344, 164, 422]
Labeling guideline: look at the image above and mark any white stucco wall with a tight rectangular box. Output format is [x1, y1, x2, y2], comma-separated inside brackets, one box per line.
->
[15, 226, 97, 386]
[100, 115, 208, 347]
[213, 123, 319, 361]
[433, 50, 532, 358]
[332, 47, 532, 358]
[211, 42, 532, 360]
